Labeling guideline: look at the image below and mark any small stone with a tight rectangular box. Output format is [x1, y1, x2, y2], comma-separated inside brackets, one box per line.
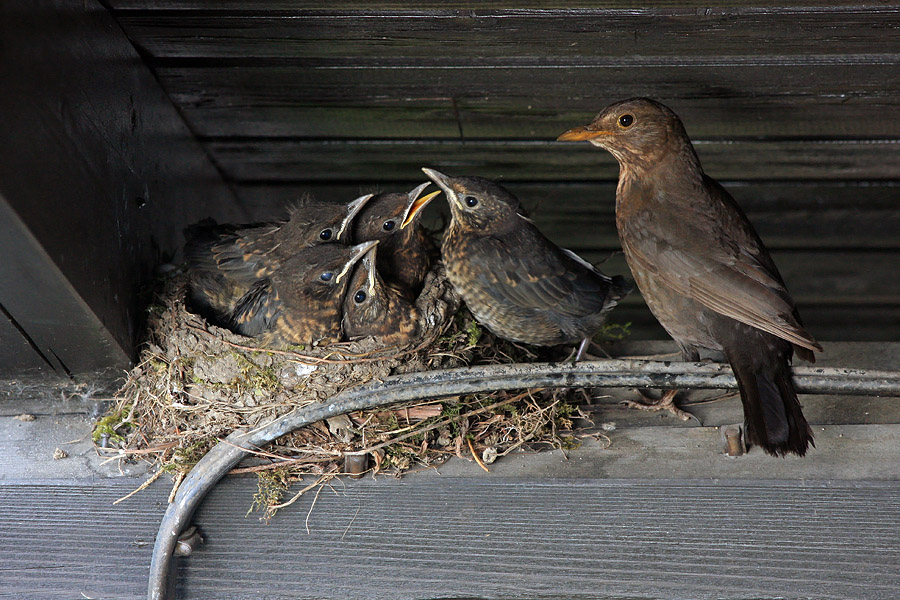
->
[14, 414, 36, 422]
[53, 448, 69, 460]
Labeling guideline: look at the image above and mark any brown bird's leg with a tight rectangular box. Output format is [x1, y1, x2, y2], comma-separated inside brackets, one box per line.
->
[621, 342, 698, 421]
[621, 389, 696, 422]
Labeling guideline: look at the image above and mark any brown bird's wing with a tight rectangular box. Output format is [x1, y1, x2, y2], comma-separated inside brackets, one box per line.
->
[620, 179, 821, 354]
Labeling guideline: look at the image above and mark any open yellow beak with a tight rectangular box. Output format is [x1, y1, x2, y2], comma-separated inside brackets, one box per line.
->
[556, 126, 613, 142]
[400, 190, 441, 229]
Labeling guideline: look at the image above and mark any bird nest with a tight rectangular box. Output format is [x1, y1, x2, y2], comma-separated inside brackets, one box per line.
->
[97, 261, 618, 518]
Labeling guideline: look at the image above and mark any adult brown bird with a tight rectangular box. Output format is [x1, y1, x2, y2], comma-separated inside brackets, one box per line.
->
[419, 168, 632, 360]
[342, 242, 421, 347]
[186, 193, 373, 328]
[558, 97, 822, 456]
[349, 183, 441, 296]
[228, 241, 377, 346]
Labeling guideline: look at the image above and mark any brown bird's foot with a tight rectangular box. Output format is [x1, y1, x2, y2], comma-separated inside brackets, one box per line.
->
[621, 389, 698, 422]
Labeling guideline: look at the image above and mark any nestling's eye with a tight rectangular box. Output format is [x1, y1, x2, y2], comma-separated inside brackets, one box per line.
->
[319, 228, 333, 241]
[382, 220, 395, 231]
[464, 196, 478, 208]
[618, 114, 634, 128]
[354, 290, 367, 304]
[320, 271, 334, 282]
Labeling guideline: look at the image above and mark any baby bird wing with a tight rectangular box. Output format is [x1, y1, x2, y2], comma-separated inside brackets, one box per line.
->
[474, 228, 620, 319]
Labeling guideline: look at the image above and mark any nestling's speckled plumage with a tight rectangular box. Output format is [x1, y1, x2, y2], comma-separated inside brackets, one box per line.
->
[185, 193, 373, 330]
[349, 183, 438, 297]
[422, 168, 631, 356]
[342, 244, 421, 347]
[225, 241, 376, 346]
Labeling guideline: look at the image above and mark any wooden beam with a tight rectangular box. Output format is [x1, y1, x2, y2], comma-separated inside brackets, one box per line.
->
[114, 7, 900, 61]
[153, 63, 900, 138]
[204, 138, 900, 182]
[0, 0, 250, 378]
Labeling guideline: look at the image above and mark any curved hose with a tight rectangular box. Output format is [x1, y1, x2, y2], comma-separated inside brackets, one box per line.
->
[148, 358, 900, 599]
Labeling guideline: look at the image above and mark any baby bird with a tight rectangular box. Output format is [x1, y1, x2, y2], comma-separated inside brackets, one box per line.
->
[185, 193, 372, 330]
[419, 168, 632, 360]
[230, 241, 377, 346]
[342, 243, 421, 347]
[349, 183, 441, 296]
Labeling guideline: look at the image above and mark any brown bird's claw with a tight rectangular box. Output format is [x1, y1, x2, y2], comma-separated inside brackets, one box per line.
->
[621, 389, 698, 423]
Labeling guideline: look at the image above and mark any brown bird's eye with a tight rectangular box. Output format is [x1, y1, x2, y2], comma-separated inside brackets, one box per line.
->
[320, 272, 334, 282]
[319, 228, 332, 241]
[618, 114, 634, 128]
[464, 196, 478, 208]
[382, 220, 395, 231]
[354, 290, 367, 304]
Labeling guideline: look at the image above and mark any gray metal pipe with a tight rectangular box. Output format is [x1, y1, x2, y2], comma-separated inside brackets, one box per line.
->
[148, 358, 900, 599]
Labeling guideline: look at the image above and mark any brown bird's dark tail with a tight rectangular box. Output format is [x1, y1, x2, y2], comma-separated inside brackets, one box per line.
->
[726, 347, 814, 457]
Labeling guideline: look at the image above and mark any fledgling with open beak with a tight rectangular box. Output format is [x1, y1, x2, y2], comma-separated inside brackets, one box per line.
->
[185, 193, 374, 329]
[559, 97, 821, 456]
[341, 243, 421, 347]
[349, 183, 441, 297]
[229, 240, 378, 346]
[420, 168, 632, 360]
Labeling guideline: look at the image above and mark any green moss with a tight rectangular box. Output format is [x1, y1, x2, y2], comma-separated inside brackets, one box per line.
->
[231, 353, 281, 394]
[465, 319, 482, 347]
[91, 405, 133, 443]
[248, 469, 291, 519]
[165, 440, 211, 472]
[594, 321, 632, 342]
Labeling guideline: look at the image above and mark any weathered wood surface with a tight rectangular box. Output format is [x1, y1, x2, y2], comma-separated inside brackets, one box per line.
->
[4, 477, 900, 600]
[154, 64, 900, 139]
[115, 8, 900, 60]
[205, 138, 900, 182]
[0, 0, 248, 377]
[108, 1, 900, 12]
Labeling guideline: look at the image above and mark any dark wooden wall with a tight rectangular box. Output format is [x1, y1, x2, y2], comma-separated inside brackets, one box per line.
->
[0, 0, 250, 379]
[107, 1, 900, 343]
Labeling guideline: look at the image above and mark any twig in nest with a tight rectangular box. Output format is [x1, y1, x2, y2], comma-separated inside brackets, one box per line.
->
[168, 470, 186, 503]
[467, 437, 490, 473]
[113, 468, 164, 505]
[271, 471, 336, 512]
[344, 390, 538, 457]
[229, 456, 336, 475]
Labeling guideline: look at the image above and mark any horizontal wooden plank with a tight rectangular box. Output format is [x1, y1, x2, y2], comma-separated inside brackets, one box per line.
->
[116, 9, 900, 61]
[206, 138, 900, 182]
[237, 181, 900, 250]
[6, 475, 900, 598]
[157, 63, 900, 138]
[109, 1, 900, 11]
[156, 478, 900, 599]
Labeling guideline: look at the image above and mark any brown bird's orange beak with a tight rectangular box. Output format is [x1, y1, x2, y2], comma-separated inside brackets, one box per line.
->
[556, 126, 613, 142]
[400, 190, 441, 229]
